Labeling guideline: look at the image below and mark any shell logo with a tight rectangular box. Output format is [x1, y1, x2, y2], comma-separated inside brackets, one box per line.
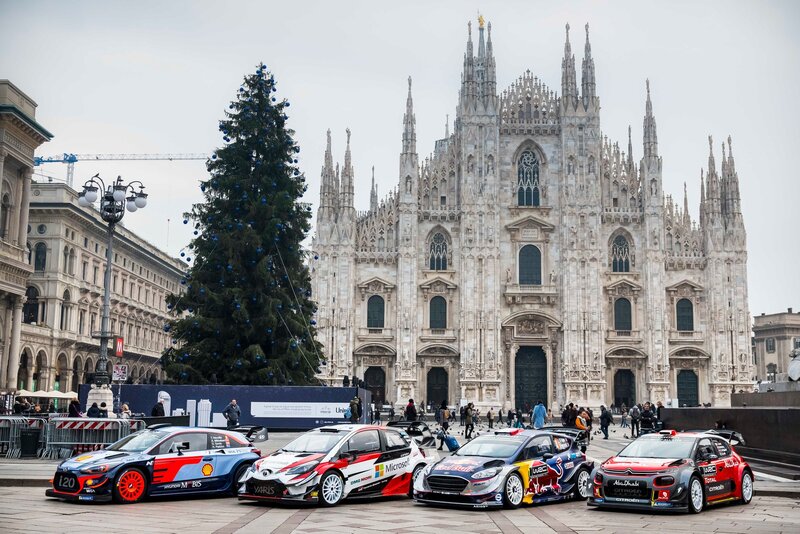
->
[75, 455, 92, 462]
[202, 463, 214, 476]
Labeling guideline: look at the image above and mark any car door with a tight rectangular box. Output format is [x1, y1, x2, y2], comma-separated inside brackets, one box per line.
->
[339, 429, 382, 494]
[695, 437, 729, 501]
[150, 432, 216, 494]
[707, 437, 737, 500]
[520, 435, 560, 497]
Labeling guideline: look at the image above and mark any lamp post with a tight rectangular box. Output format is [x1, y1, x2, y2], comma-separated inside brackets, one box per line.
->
[78, 175, 148, 389]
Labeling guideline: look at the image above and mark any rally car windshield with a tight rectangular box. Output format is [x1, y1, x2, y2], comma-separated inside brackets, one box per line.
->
[106, 430, 169, 452]
[281, 431, 346, 453]
[455, 437, 525, 458]
[617, 436, 695, 459]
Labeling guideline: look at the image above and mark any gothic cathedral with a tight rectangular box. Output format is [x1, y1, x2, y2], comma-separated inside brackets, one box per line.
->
[311, 19, 752, 410]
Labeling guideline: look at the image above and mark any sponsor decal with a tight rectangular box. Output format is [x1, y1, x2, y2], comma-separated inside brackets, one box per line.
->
[657, 490, 670, 501]
[202, 463, 214, 477]
[78, 495, 94, 501]
[607, 497, 647, 503]
[529, 464, 550, 478]
[724, 458, 736, 468]
[565, 462, 574, 469]
[374, 464, 385, 478]
[55, 474, 77, 490]
[700, 465, 717, 476]
[611, 479, 641, 487]
[704, 477, 717, 483]
[594, 498, 605, 503]
[75, 455, 93, 463]
[253, 484, 276, 495]
[495, 493, 503, 502]
[528, 458, 563, 496]
[163, 481, 203, 490]
[653, 501, 673, 507]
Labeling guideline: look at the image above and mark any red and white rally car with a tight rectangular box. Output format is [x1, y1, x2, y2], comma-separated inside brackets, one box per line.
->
[238, 424, 434, 506]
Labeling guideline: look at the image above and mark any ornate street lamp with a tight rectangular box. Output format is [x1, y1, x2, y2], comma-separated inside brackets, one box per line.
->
[78, 175, 148, 387]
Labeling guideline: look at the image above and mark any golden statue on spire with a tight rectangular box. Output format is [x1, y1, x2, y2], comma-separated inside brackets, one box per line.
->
[478, 14, 485, 28]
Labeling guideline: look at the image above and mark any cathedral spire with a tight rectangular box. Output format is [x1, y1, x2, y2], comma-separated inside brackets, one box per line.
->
[705, 135, 721, 219]
[445, 114, 449, 138]
[340, 128, 354, 211]
[561, 23, 578, 109]
[319, 129, 336, 221]
[402, 76, 416, 155]
[699, 168, 706, 228]
[627, 125, 634, 170]
[723, 135, 742, 220]
[643, 79, 658, 160]
[581, 23, 596, 107]
[370, 165, 377, 211]
[683, 182, 690, 226]
[477, 14, 486, 58]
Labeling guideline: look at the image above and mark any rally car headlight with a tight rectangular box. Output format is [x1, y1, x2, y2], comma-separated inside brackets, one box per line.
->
[472, 467, 502, 480]
[286, 461, 319, 475]
[80, 463, 119, 474]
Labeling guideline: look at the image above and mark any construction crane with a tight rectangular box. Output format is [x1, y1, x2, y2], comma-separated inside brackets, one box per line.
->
[34, 153, 208, 187]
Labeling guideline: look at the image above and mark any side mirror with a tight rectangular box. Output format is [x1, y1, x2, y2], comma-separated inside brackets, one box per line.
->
[730, 439, 740, 447]
[338, 452, 354, 463]
[176, 442, 190, 455]
[542, 453, 554, 460]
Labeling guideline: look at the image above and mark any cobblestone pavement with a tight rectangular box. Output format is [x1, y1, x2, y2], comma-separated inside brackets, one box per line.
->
[0, 486, 798, 534]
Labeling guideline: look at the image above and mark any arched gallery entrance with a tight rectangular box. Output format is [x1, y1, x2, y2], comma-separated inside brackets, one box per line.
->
[613, 369, 636, 408]
[515, 346, 547, 410]
[426, 367, 448, 406]
[364, 366, 386, 405]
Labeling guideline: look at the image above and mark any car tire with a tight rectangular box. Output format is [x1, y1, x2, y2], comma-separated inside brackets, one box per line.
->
[571, 467, 592, 500]
[319, 471, 344, 506]
[688, 476, 704, 514]
[740, 470, 754, 505]
[231, 463, 251, 496]
[113, 468, 148, 504]
[408, 464, 425, 497]
[502, 472, 525, 509]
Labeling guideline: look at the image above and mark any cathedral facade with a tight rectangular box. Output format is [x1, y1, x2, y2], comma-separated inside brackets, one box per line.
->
[311, 19, 752, 410]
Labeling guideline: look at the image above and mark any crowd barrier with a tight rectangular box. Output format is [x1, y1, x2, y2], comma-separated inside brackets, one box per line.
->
[0, 416, 47, 458]
[41, 418, 145, 459]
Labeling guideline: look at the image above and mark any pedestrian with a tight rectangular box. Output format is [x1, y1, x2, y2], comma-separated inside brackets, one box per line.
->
[440, 401, 450, 432]
[561, 404, 571, 426]
[640, 402, 655, 433]
[373, 404, 381, 425]
[460, 405, 466, 426]
[599, 405, 613, 439]
[487, 407, 494, 429]
[223, 399, 241, 429]
[404, 398, 417, 422]
[655, 400, 664, 420]
[507, 408, 514, 427]
[464, 403, 474, 439]
[388, 404, 396, 422]
[356, 397, 364, 421]
[151, 399, 165, 417]
[120, 403, 132, 419]
[575, 408, 589, 432]
[533, 400, 546, 429]
[546, 408, 553, 424]
[87, 402, 101, 418]
[68, 399, 81, 417]
[349, 396, 359, 423]
[498, 408, 504, 425]
[98, 402, 109, 418]
[621, 406, 629, 428]
[630, 403, 641, 438]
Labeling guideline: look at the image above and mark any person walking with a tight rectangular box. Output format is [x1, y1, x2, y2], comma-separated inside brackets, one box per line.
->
[629, 403, 641, 438]
[620, 406, 629, 428]
[507, 408, 515, 427]
[640, 402, 655, 433]
[68, 399, 81, 417]
[404, 398, 417, 422]
[532, 400, 546, 430]
[546, 408, 554, 424]
[487, 407, 494, 429]
[459, 405, 466, 426]
[388, 405, 396, 422]
[599, 405, 613, 439]
[464, 403, 475, 439]
[498, 408, 504, 426]
[440, 401, 450, 433]
[223, 399, 241, 429]
[151, 399, 165, 417]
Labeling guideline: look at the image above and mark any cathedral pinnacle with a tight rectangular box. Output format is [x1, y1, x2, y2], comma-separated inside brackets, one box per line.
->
[562, 22, 578, 108]
[643, 79, 658, 159]
[370, 165, 377, 211]
[581, 22, 596, 106]
[402, 76, 416, 155]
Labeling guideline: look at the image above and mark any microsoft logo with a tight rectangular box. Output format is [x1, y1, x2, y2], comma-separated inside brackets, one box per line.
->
[374, 464, 385, 478]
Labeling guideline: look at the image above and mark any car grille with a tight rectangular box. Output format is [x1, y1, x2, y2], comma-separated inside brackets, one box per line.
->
[246, 480, 285, 497]
[605, 480, 649, 499]
[54, 472, 78, 492]
[427, 475, 469, 493]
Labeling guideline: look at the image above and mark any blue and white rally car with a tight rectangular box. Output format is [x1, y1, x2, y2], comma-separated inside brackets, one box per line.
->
[46, 425, 261, 503]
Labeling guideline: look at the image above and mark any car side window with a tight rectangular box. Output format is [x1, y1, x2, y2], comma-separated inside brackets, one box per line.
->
[523, 436, 553, 460]
[383, 430, 409, 451]
[552, 436, 571, 452]
[346, 430, 381, 454]
[157, 432, 209, 455]
[208, 432, 247, 450]
[712, 438, 731, 458]
[695, 438, 714, 461]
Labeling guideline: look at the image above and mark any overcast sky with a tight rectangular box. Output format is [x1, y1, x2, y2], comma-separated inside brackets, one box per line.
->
[2, 0, 798, 318]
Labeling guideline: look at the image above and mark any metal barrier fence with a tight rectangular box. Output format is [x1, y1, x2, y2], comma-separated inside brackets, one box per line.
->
[41, 418, 145, 459]
[0, 417, 47, 458]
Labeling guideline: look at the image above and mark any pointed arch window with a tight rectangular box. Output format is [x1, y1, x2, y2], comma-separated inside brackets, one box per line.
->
[518, 245, 542, 285]
[367, 295, 385, 329]
[517, 150, 540, 206]
[430, 296, 447, 329]
[676, 298, 694, 331]
[34, 242, 47, 271]
[611, 235, 631, 272]
[614, 298, 632, 331]
[429, 232, 448, 270]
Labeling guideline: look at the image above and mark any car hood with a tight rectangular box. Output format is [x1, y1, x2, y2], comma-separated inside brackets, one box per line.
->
[255, 451, 326, 472]
[430, 456, 506, 477]
[60, 449, 138, 469]
[603, 456, 685, 471]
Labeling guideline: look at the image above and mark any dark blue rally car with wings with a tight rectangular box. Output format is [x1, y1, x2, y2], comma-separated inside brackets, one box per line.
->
[414, 428, 594, 509]
[46, 425, 262, 503]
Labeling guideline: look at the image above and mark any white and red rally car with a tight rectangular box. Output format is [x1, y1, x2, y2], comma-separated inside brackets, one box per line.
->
[238, 424, 434, 506]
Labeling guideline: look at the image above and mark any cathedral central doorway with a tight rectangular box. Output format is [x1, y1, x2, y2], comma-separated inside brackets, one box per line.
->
[363, 367, 386, 405]
[677, 370, 699, 407]
[515, 346, 546, 410]
[427, 367, 449, 406]
[614, 369, 636, 407]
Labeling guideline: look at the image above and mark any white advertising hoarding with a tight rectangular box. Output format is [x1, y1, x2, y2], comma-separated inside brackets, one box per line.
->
[251, 401, 350, 419]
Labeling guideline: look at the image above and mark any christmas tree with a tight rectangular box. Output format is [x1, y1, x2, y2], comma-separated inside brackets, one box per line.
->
[163, 63, 323, 385]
